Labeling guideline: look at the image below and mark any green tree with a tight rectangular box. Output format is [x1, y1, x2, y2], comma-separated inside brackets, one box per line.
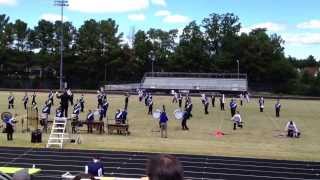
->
[13, 19, 29, 51]
[34, 20, 55, 53]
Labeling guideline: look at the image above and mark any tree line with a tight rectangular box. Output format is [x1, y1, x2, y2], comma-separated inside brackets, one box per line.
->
[0, 13, 319, 95]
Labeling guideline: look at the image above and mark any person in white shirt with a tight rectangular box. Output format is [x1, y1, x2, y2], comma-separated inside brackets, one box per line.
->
[231, 111, 243, 130]
[239, 93, 244, 106]
[285, 121, 300, 138]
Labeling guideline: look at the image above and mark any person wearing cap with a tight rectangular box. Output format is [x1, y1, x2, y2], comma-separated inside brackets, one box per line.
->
[85, 157, 104, 177]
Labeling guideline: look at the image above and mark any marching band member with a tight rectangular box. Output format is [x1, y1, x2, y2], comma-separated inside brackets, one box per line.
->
[41, 103, 50, 133]
[86, 110, 94, 134]
[56, 106, 63, 118]
[138, 89, 143, 102]
[245, 92, 250, 102]
[98, 106, 105, 122]
[148, 97, 153, 115]
[48, 90, 54, 105]
[115, 109, 122, 124]
[178, 93, 183, 108]
[97, 90, 103, 108]
[45, 99, 52, 114]
[79, 94, 85, 112]
[32, 102, 38, 112]
[144, 93, 149, 106]
[56, 90, 71, 117]
[201, 93, 206, 104]
[186, 101, 193, 118]
[275, 99, 281, 117]
[181, 110, 190, 130]
[231, 111, 243, 130]
[4, 116, 15, 141]
[204, 98, 209, 114]
[159, 107, 168, 138]
[8, 92, 14, 109]
[120, 109, 128, 124]
[220, 94, 225, 111]
[73, 100, 81, 118]
[259, 97, 264, 112]
[102, 99, 109, 118]
[285, 121, 300, 138]
[172, 91, 178, 103]
[211, 94, 215, 108]
[31, 92, 37, 105]
[22, 92, 29, 110]
[184, 94, 191, 109]
[239, 93, 244, 106]
[124, 93, 129, 110]
[67, 88, 74, 105]
[72, 101, 81, 134]
[230, 98, 237, 117]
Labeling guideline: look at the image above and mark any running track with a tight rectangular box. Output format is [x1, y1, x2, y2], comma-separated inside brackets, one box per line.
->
[0, 147, 319, 180]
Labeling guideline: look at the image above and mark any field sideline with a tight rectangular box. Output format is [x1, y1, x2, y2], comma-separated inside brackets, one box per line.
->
[0, 91, 319, 162]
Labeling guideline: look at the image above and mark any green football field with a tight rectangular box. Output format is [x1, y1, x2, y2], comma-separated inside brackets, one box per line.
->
[0, 91, 319, 161]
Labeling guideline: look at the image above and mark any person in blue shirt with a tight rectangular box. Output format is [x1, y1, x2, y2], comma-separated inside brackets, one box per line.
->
[85, 157, 104, 177]
[4, 116, 15, 141]
[56, 106, 63, 118]
[230, 98, 237, 117]
[159, 106, 168, 138]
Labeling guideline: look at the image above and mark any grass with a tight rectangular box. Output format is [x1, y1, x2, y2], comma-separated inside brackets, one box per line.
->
[0, 91, 320, 162]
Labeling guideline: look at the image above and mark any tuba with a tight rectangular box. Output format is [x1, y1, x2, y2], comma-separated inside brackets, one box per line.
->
[152, 109, 161, 119]
[174, 109, 184, 120]
[1, 112, 13, 122]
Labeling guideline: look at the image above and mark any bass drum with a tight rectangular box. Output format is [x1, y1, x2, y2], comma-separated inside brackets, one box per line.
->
[152, 109, 161, 119]
[174, 109, 184, 120]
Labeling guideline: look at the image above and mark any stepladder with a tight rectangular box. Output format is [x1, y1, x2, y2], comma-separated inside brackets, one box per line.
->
[46, 117, 69, 149]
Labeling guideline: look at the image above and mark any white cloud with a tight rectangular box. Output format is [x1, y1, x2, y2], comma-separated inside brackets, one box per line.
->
[68, 0, 149, 13]
[297, 20, 320, 29]
[283, 33, 320, 45]
[163, 14, 190, 24]
[155, 10, 171, 17]
[241, 22, 286, 33]
[128, 13, 145, 21]
[151, 0, 166, 6]
[40, 13, 68, 22]
[0, 0, 16, 6]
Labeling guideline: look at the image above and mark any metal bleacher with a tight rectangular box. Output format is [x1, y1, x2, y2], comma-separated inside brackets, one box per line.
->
[141, 72, 248, 92]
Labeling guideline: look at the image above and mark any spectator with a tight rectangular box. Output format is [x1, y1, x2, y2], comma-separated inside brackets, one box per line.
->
[85, 157, 104, 177]
[146, 154, 183, 180]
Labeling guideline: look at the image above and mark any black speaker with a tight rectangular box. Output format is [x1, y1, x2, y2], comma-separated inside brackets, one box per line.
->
[31, 129, 42, 143]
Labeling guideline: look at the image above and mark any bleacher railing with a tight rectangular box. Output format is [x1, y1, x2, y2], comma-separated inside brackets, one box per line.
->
[143, 72, 247, 79]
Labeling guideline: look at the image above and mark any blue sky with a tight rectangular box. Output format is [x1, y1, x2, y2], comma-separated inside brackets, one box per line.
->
[0, 0, 320, 59]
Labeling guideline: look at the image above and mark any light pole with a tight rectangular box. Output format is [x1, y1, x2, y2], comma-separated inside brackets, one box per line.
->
[236, 59, 240, 79]
[54, 0, 68, 90]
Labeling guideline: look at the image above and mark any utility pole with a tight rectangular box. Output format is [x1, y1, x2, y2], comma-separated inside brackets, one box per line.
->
[54, 0, 68, 90]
